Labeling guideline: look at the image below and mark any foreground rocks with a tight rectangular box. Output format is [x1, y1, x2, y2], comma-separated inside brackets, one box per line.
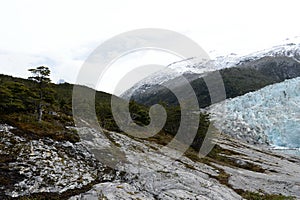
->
[0, 124, 299, 199]
[0, 125, 116, 199]
[72, 127, 300, 199]
[213, 134, 300, 198]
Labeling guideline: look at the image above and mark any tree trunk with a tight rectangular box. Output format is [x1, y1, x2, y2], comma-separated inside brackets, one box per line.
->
[38, 85, 43, 122]
[37, 103, 43, 123]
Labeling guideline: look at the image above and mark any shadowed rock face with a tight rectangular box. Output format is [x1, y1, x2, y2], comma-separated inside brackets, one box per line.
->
[1, 124, 300, 199]
[240, 56, 300, 81]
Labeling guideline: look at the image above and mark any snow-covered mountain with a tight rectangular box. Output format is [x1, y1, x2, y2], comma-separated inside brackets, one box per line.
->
[213, 37, 300, 67]
[237, 37, 300, 62]
[208, 77, 300, 151]
[122, 37, 300, 100]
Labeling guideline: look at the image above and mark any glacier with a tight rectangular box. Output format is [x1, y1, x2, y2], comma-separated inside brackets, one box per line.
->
[209, 77, 300, 151]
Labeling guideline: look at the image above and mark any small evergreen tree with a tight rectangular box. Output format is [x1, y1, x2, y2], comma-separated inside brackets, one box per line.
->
[28, 66, 53, 122]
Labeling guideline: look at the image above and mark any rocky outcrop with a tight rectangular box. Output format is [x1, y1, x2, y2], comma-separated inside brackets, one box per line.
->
[1, 124, 299, 199]
[72, 127, 300, 199]
[213, 134, 300, 198]
[0, 125, 116, 199]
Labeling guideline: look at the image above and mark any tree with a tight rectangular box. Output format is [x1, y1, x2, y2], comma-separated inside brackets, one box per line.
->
[28, 66, 53, 122]
[0, 82, 33, 113]
[0, 84, 13, 113]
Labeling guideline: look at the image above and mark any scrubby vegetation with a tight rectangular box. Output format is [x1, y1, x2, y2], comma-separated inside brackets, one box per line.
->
[0, 70, 210, 150]
[0, 71, 79, 143]
[237, 191, 296, 200]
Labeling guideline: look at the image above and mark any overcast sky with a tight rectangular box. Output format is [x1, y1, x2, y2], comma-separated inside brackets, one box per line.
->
[0, 0, 299, 94]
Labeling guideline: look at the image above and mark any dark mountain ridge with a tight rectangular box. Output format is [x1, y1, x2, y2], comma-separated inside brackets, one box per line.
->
[128, 56, 300, 107]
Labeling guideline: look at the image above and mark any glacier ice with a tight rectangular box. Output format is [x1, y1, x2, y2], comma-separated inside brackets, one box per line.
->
[209, 77, 300, 149]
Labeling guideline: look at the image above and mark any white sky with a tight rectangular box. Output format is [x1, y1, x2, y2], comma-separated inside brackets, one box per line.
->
[0, 0, 299, 95]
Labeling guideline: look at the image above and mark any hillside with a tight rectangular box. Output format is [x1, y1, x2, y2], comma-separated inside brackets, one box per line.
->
[0, 74, 118, 143]
[0, 73, 299, 199]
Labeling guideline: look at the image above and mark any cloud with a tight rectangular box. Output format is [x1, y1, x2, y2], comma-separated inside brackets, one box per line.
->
[1, 0, 300, 93]
[0, 50, 52, 79]
[0, 49, 83, 84]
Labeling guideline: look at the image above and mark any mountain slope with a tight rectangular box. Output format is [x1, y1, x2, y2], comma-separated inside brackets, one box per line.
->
[126, 56, 300, 107]
[122, 42, 300, 108]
